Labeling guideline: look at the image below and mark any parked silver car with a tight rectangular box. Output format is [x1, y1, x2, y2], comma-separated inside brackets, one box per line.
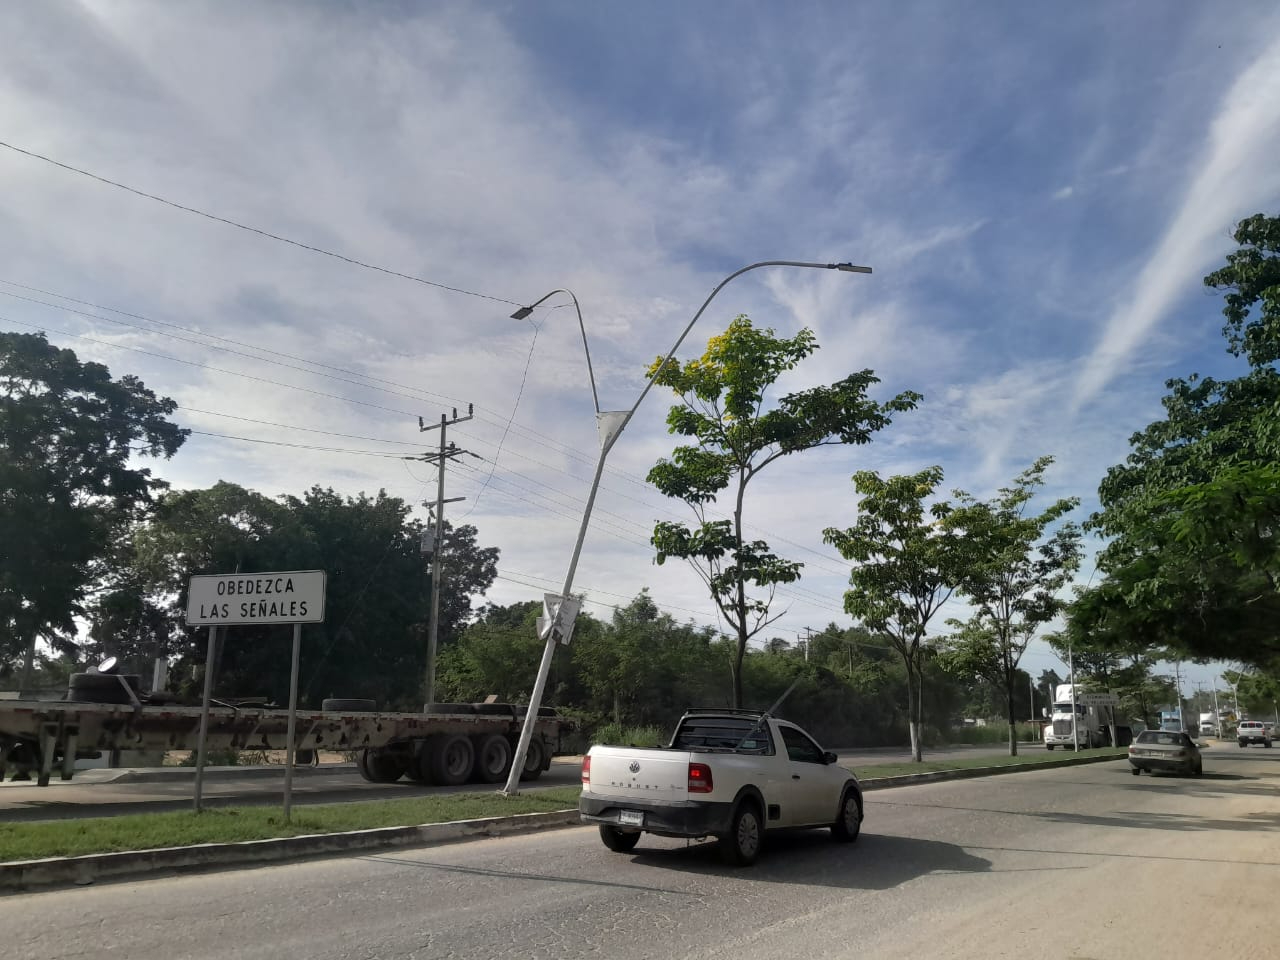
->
[1128, 730, 1203, 776]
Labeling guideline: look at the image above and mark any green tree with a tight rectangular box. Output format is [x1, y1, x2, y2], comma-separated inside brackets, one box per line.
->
[647, 315, 919, 707]
[0, 332, 186, 682]
[939, 457, 1082, 755]
[822, 467, 963, 761]
[1082, 214, 1280, 667]
[105, 482, 499, 708]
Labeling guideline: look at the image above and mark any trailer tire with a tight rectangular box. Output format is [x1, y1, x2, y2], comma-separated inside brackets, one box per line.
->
[472, 703, 515, 717]
[517, 736, 546, 781]
[599, 825, 641, 853]
[430, 734, 475, 786]
[424, 703, 476, 715]
[67, 673, 142, 704]
[361, 749, 404, 783]
[321, 698, 376, 712]
[472, 733, 513, 783]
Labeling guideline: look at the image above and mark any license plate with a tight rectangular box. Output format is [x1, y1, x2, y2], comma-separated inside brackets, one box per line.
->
[619, 810, 644, 827]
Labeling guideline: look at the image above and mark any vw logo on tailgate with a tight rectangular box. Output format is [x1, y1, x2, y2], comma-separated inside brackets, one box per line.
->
[629, 761, 641, 774]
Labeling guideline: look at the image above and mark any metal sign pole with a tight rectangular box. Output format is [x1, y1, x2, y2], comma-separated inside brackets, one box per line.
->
[193, 624, 217, 813]
[283, 622, 302, 821]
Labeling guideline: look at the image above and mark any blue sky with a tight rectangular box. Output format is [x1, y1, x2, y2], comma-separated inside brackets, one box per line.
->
[2, 1, 1279, 693]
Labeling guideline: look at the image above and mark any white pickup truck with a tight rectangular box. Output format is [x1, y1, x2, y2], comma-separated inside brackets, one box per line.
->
[578, 708, 862, 865]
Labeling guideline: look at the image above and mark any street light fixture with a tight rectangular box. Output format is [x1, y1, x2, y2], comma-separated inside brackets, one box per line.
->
[501, 260, 873, 794]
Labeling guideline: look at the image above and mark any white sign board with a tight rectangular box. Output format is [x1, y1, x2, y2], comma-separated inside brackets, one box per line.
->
[186, 570, 326, 626]
[536, 593, 582, 646]
[1076, 692, 1120, 707]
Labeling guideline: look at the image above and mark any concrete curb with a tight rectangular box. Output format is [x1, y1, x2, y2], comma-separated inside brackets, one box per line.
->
[1, 752, 1126, 893]
[859, 751, 1125, 791]
[0, 810, 581, 893]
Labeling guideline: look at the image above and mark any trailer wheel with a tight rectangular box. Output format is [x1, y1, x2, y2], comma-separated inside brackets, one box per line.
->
[361, 749, 404, 783]
[517, 736, 546, 781]
[67, 673, 142, 704]
[321, 698, 377, 712]
[472, 733, 513, 783]
[430, 734, 475, 786]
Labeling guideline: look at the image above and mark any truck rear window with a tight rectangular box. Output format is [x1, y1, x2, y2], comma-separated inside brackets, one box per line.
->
[672, 717, 775, 754]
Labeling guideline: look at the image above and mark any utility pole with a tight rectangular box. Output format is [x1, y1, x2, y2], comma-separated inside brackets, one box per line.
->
[416, 405, 475, 705]
[800, 626, 813, 663]
[1213, 684, 1222, 739]
[1174, 661, 1185, 732]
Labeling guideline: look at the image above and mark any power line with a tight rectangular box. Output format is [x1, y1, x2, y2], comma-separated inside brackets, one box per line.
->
[186, 430, 413, 459]
[2, 281, 854, 573]
[0, 140, 522, 307]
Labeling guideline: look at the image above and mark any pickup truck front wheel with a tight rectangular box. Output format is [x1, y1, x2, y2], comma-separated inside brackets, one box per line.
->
[598, 825, 641, 853]
[831, 790, 862, 843]
[720, 801, 763, 866]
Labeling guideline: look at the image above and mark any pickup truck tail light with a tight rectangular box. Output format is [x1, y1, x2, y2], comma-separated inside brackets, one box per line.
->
[581, 755, 591, 784]
[688, 762, 713, 794]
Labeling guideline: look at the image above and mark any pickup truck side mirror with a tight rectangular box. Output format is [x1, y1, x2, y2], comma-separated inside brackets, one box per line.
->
[822, 751, 838, 765]
[1041, 707, 1049, 718]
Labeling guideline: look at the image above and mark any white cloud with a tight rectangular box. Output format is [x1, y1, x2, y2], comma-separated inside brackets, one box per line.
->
[1073, 31, 1280, 409]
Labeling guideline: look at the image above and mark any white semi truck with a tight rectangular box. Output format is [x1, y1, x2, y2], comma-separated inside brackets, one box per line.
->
[1043, 684, 1112, 750]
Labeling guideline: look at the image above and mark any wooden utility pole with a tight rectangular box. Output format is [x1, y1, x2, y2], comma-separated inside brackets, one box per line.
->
[417, 406, 474, 704]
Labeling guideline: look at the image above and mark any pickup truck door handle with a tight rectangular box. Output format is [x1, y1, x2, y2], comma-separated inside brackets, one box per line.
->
[792, 774, 800, 780]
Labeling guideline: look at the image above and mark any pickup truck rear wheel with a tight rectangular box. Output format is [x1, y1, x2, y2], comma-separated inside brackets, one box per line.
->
[831, 790, 862, 843]
[720, 801, 763, 866]
[598, 825, 641, 853]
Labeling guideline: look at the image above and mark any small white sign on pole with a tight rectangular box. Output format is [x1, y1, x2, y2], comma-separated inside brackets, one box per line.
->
[186, 570, 326, 626]
[536, 593, 581, 646]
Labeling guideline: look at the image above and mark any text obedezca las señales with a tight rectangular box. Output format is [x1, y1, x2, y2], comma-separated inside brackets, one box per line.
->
[196, 575, 312, 621]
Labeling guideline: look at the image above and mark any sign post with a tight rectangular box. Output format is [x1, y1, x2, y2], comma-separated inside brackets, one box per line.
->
[283, 622, 303, 820]
[186, 570, 326, 817]
[192, 625, 218, 813]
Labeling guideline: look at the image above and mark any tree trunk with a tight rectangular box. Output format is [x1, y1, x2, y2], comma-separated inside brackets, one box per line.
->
[906, 662, 922, 762]
[18, 625, 37, 696]
[1006, 676, 1018, 756]
[731, 635, 745, 708]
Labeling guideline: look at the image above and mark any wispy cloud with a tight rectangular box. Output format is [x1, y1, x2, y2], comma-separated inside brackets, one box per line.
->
[1073, 32, 1280, 409]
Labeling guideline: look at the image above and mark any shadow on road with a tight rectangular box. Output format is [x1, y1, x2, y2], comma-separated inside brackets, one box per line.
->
[624, 831, 998, 890]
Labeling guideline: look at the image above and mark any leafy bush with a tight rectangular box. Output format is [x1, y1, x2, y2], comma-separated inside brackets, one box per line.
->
[592, 723, 667, 748]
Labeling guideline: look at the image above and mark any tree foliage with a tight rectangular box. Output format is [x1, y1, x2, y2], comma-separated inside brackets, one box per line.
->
[939, 456, 1082, 754]
[1078, 214, 1280, 669]
[822, 466, 962, 761]
[647, 315, 919, 706]
[0, 332, 186, 671]
[90, 482, 498, 708]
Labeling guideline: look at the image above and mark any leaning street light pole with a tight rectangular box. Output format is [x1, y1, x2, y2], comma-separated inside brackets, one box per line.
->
[502, 261, 873, 795]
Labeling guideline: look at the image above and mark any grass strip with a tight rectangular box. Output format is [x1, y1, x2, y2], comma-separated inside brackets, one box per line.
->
[855, 748, 1126, 779]
[0, 786, 582, 863]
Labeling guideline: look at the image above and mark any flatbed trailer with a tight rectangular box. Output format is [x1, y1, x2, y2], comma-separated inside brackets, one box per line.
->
[0, 698, 570, 787]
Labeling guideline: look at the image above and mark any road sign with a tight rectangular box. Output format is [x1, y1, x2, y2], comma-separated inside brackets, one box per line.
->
[1077, 692, 1119, 707]
[186, 570, 327, 625]
[536, 593, 582, 645]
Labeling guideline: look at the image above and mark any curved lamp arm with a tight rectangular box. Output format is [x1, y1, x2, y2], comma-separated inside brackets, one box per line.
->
[511, 289, 599, 415]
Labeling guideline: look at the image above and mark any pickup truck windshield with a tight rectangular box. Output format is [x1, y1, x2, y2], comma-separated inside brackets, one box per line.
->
[672, 716, 774, 753]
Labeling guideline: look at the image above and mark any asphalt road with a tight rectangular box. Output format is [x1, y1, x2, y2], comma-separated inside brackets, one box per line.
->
[0, 744, 1037, 821]
[5, 745, 1277, 960]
